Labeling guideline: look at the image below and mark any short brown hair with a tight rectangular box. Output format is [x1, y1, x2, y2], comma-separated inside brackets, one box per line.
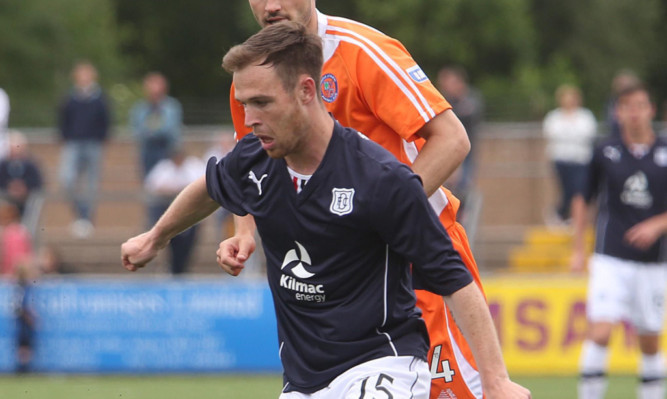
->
[222, 22, 323, 94]
[616, 83, 652, 104]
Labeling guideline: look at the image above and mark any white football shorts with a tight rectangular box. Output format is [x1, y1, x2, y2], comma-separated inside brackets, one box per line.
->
[587, 253, 667, 334]
[279, 356, 430, 399]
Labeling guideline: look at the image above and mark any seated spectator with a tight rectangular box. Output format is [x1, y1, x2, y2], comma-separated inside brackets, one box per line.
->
[0, 200, 32, 278]
[145, 146, 204, 274]
[36, 244, 76, 275]
[0, 131, 43, 218]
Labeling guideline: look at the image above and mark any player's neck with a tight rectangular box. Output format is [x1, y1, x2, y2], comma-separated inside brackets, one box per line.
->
[285, 110, 334, 175]
[622, 126, 655, 147]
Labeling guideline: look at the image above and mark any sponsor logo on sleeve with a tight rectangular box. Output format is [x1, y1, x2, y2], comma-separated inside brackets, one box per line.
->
[406, 65, 428, 83]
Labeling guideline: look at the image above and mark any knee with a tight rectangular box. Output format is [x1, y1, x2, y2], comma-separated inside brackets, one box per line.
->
[588, 324, 613, 347]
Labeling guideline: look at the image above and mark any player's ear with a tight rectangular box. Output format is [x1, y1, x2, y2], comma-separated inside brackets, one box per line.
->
[297, 75, 317, 104]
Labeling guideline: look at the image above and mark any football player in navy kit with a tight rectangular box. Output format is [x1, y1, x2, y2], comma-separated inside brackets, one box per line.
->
[120, 22, 529, 399]
[572, 84, 667, 399]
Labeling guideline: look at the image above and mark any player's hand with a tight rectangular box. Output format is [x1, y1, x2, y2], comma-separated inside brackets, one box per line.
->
[121, 231, 162, 272]
[216, 234, 256, 276]
[570, 250, 588, 274]
[624, 219, 662, 250]
[485, 379, 531, 399]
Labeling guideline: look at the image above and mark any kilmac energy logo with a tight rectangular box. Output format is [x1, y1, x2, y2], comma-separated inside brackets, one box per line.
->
[280, 241, 326, 303]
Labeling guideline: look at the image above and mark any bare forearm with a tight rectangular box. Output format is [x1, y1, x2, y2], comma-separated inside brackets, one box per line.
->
[445, 282, 509, 391]
[233, 213, 257, 237]
[151, 176, 219, 246]
[412, 109, 470, 196]
[571, 195, 589, 253]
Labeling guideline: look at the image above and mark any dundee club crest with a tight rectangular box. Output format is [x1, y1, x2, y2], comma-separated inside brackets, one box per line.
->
[330, 188, 354, 216]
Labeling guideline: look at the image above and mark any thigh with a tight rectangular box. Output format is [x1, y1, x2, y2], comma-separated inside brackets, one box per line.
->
[587, 254, 633, 323]
[342, 357, 429, 399]
[279, 357, 429, 399]
[632, 264, 667, 333]
[284, 357, 429, 399]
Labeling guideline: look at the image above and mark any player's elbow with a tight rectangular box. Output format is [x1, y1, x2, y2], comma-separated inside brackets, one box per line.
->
[455, 123, 471, 159]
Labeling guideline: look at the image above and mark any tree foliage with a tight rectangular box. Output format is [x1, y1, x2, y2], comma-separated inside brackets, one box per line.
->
[2, 0, 667, 125]
[0, 0, 124, 125]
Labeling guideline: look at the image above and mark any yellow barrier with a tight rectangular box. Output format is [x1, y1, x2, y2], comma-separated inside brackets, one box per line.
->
[485, 275, 654, 375]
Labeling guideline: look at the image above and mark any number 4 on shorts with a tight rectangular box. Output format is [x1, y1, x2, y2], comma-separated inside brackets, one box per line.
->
[430, 345, 455, 382]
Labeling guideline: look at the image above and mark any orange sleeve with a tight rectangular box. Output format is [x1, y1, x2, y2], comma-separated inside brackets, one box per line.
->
[345, 34, 450, 141]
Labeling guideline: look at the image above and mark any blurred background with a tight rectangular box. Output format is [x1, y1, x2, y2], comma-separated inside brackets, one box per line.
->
[1, 0, 667, 398]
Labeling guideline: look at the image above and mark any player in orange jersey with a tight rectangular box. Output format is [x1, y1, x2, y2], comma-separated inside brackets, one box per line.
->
[220, 2, 525, 398]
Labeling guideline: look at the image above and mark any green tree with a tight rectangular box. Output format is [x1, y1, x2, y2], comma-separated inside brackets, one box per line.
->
[0, 0, 125, 126]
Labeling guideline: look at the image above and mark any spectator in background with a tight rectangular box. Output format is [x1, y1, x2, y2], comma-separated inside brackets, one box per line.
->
[659, 100, 667, 136]
[571, 85, 667, 399]
[0, 87, 10, 159]
[144, 146, 204, 274]
[543, 84, 597, 226]
[0, 131, 44, 218]
[14, 261, 37, 374]
[0, 200, 32, 278]
[605, 69, 641, 137]
[203, 132, 236, 239]
[437, 65, 484, 198]
[57, 61, 111, 239]
[36, 244, 76, 275]
[130, 72, 183, 178]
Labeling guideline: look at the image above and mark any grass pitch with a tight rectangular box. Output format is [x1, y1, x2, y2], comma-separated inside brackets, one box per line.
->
[0, 374, 637, 398]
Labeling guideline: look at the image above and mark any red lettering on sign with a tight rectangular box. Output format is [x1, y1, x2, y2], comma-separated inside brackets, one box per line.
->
[562, 300, 587, 349]
[488, 301, 502, 346]
[517, 299, 548, 351]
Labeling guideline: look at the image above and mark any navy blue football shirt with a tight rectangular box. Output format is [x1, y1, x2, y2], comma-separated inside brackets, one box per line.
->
[583, 136, 667, 263]
[206, 121, 472, 393]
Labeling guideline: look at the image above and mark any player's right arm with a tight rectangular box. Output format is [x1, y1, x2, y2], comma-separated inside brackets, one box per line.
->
[570, 194, 590, 273]
[445, 283, 531, 399]
[373, 164, 529, 398]
[221, 84, 260, 270]
[216, 214, 257, 276]
[121, 176, 219, 271]
[570, 143, 601, 273]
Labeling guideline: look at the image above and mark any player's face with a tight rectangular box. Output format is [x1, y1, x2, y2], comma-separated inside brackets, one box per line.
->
[248, 0, 316, 31]
[234, 64, 307, 159]
[616, 90, 655, 133]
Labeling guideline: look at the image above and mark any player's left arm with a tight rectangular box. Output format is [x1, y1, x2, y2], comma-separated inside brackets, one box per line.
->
[446, 282, 531, 399]
[412, 109, 470, 196]
[624, 211, 667, 250]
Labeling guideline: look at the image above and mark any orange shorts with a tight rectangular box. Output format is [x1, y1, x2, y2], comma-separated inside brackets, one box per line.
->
[416, 221, 485, 399]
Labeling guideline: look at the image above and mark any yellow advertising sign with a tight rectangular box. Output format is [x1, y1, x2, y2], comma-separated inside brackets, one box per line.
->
[485, 275, 650, 375]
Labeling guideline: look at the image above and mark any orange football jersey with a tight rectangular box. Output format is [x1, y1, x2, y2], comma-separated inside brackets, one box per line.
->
[230, 11, 487, 399]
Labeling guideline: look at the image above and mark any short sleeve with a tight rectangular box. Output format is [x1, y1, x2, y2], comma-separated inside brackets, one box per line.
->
[205, 155, 248, 216]
[582, 145, 603, 203]
[353, 40, 451, 141]
[371, 164, 472, 296]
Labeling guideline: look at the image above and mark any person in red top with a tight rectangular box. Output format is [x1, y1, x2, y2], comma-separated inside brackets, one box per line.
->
[222, 2, 493, 398]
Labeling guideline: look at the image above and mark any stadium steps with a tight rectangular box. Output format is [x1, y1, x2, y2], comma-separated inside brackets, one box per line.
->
[508, 226, 594, 273]
[27, 134, 226, 274]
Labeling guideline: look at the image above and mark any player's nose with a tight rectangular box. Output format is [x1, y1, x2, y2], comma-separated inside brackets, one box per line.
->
[244, 109, 260, 128]
[265, 0, 282, 13]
